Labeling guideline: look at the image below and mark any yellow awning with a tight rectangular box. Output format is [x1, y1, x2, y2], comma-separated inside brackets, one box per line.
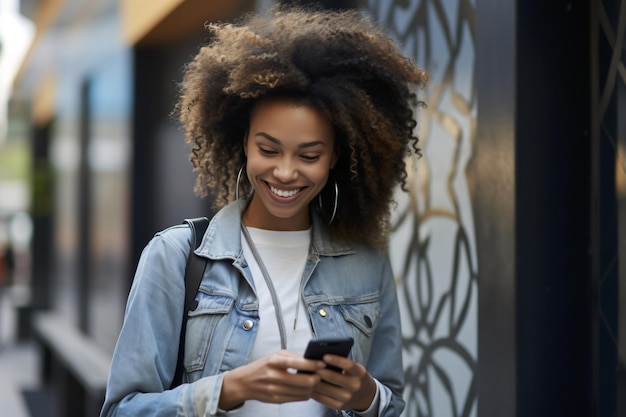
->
[120, 0, 253, 46]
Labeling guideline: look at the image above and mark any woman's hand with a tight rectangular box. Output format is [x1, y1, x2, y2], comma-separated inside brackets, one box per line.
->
[311, 355, 378, 412]
[218, 350, 326, 410]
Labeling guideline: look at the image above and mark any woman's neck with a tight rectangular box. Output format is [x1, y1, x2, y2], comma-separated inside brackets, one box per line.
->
[242, 197, 311, 231]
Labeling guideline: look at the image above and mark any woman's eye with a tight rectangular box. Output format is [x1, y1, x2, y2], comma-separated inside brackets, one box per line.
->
[301, 154, 321, 162]
[259, 147, 278, 155]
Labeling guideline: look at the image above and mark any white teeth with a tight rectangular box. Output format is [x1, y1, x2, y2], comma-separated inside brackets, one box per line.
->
[270, 185, 300, 198]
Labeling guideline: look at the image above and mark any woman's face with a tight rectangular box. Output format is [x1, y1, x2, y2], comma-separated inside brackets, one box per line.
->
[243, 98, 337, 231]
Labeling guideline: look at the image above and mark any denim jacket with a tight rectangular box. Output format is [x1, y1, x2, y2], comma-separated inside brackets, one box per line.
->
[101, 200, 404, 417]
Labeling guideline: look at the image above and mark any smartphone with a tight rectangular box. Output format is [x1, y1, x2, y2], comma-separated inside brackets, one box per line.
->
[302, 337, 354, 372]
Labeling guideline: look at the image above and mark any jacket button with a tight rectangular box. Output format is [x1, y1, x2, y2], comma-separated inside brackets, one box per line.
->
[318, 308, 328, 317]
[242, 319, 254, 330]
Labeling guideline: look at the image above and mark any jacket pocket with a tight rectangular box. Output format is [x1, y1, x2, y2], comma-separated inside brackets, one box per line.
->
[309, 294, 381, 364]
[184, 293, 234, 373]
[339, 299, 381, 338]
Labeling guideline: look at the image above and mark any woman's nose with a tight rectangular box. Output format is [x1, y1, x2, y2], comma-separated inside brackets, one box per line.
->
[273, 158, 298, 182]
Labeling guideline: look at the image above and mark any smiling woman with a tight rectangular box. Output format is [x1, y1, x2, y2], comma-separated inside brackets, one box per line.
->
[177, 6, 428, 248]
[101, 5, 428, 417]
[243, 98, 338, 231]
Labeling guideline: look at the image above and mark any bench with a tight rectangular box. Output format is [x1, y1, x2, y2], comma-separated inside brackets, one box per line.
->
[32, 312, 111, 417]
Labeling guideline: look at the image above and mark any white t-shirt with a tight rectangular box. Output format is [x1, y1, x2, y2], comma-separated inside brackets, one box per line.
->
[239, 227, 328, 416]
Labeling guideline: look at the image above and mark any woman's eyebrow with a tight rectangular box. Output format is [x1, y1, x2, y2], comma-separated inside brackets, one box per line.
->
[255, 132, 327, 148]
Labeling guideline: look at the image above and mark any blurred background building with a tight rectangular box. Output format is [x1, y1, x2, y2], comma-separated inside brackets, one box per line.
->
[0, 0, 624, 416]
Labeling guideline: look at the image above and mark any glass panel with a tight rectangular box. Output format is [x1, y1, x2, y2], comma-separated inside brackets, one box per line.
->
[366, 1, 478, 416]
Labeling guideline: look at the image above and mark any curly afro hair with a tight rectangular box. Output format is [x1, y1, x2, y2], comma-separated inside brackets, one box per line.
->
[175, 5, 428, 248]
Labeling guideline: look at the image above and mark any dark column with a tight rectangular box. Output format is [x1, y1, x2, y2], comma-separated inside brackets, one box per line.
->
[21, 120, 55, 340]
[476, 0, 595, 416]
[515, 1, 593, 416]
[77, 80, 92, 334]
[130, 47, 159, 285]
[29, 122, 54, 313]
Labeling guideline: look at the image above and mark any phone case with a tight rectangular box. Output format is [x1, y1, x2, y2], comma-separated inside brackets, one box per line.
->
[303, 337, 354, 372]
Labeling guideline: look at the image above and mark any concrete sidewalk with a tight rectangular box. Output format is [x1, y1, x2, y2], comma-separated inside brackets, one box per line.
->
[0, 340, 39, 417]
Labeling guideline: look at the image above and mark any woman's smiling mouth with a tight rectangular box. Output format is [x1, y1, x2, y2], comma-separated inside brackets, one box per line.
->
[268, 183, 302, 198]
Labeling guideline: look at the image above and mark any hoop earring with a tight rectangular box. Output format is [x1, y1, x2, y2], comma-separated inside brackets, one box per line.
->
[235, 164, 245, 201]
[318, 178, 339, 225]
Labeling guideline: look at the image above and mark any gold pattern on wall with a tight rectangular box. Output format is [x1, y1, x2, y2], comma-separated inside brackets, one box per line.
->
[366, 0, 478, 416]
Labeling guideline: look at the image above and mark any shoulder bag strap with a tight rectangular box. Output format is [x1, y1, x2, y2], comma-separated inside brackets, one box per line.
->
[170, 217, 210, 389]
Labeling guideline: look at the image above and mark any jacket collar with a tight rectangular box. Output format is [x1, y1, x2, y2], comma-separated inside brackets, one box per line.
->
[196, 198, 355, 260]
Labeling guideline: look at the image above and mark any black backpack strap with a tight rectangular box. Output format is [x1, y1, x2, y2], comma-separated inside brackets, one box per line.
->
[182, 218, 210, 312]
[171, 217, 210, 389]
